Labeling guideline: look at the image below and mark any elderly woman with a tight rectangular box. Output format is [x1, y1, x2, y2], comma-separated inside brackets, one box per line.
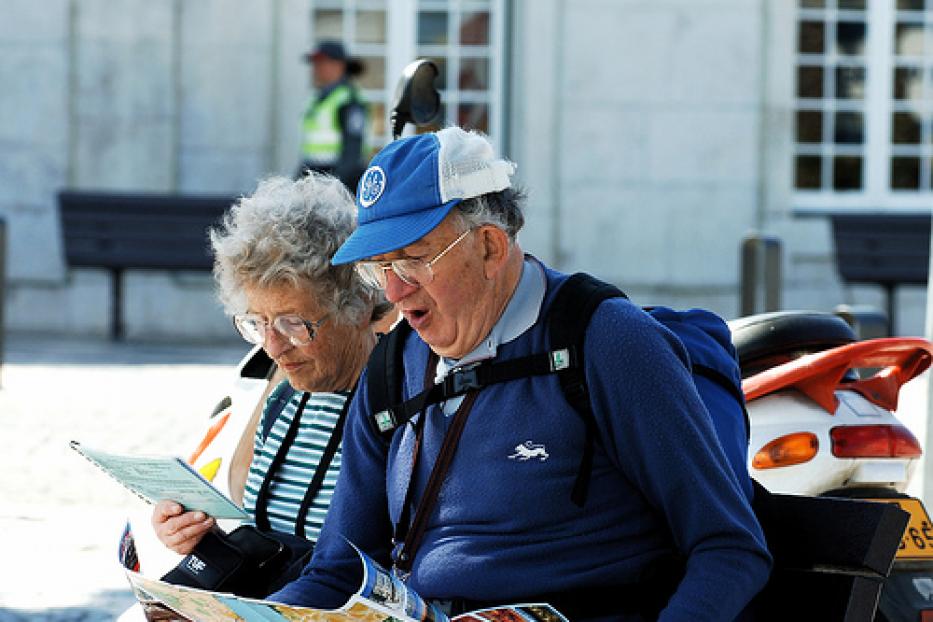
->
[150, 173, 390, 566]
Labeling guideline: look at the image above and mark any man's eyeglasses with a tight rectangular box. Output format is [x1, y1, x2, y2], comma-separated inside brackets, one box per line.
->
[355, 228, 473, 290]
[233, 313, 327, 347]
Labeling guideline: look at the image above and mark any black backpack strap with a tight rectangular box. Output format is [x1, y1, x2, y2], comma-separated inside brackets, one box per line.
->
[254, 391, 312, 531]
[374, 351, 564, 434]
[548, 273, 627, 507]
[293, 387, 355, 538]
[366, 273, 626, 508]
[262, 381, 299, 442]
[366, 320, 413, 442]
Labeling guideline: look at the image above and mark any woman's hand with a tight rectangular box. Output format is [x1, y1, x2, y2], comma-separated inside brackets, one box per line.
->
[151, 499, 215, 555]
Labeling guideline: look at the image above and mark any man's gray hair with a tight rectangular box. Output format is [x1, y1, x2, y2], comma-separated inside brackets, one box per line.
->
[210, 173, 391, 325]
[452, 186, 526, 240]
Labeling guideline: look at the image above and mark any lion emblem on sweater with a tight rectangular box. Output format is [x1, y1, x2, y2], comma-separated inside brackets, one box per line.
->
[508, 440, 549, 462]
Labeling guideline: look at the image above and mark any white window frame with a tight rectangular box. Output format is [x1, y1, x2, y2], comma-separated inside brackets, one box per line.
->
[309, 0, 506, 154]
[793, 0, 933, 213]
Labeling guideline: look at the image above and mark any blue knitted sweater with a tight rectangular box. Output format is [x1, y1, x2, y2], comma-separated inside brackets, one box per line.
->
[271, 265, 771, 621]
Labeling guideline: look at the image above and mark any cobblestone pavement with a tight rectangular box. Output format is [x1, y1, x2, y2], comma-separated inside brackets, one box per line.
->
[0, 334, 249, 621]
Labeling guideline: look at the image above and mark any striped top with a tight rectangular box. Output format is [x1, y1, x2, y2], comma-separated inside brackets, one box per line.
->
[242, 382, 349, 542]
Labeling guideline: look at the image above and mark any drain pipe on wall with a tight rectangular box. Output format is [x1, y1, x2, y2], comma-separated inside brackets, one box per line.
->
[922, 213, 933, 504]
[548, 0, 566, 270]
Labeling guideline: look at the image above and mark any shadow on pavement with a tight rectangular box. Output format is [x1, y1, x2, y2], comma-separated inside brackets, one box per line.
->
[1, 333, 249, 366]
[0, 588, 136, 621]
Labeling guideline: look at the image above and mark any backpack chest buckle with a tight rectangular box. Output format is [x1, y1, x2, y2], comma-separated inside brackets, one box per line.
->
[448, 367, 482, 394]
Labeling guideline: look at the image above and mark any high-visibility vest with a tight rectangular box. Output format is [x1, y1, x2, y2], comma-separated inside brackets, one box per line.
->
[301, 83, 367, 165]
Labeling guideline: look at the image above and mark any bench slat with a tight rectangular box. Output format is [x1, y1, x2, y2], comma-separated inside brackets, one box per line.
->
[832, 214, 931, 286]
[58, 191, 235, 271]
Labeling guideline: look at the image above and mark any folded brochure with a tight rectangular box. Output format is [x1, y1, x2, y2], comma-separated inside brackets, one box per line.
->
[71, 440, 248, 520]
[124, 541, 568, 622]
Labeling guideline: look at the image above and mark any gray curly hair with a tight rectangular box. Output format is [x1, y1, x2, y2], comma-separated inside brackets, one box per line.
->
[452, 186, 526, 240]
[210, 173, 391, 325]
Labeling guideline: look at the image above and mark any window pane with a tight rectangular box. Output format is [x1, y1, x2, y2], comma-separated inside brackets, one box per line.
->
[357, 56, 385, 90]
[370, 101, 386, 142]
[800, 0, 825, 7]
[459, 58, 489, 90]
[894, 66, 923, 99]
[425, 56, 448, 90]
[833, 156, 862, 190]
[797, 110, 823, 143]
[834, 111, 864, 143]
[356, 10, 386, 44]
[838, 0, 866, 9]
[795, 155, 822, 189]
[896, 0, 925, 10]
[314, 10, 343, 40]
[799, 21, 825, 54]
[418, 11, 448, 45]
[460, 12, 490, 45]
[891, 157, 921, 188]
[837, 22, 866, 56]
[458, 103, 489, 133]
[798, 66, 824, 98]
[895, 23, 925, 55]
[835, 66, 865, 99]
[892, 112, 922, 143]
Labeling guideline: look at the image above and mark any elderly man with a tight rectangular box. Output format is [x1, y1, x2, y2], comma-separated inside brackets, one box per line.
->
[270, 127, 771, 620]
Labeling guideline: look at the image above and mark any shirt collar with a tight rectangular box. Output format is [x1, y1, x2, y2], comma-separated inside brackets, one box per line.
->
[317, 76, 348, 100]
[435, 256, 546, 382]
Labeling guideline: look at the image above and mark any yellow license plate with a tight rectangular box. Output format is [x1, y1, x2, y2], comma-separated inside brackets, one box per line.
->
[869, 497, 933, 560]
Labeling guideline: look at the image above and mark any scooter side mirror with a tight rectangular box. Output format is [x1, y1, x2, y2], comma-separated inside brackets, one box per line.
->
[390, 59, 441, 139]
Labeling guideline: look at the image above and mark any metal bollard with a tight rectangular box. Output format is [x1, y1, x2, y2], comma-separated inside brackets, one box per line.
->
[740, 233, 783, 316]
[834, 304, 889, 340]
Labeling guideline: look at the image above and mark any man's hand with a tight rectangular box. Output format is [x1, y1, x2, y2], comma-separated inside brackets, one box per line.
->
[151, 500, 215, 555]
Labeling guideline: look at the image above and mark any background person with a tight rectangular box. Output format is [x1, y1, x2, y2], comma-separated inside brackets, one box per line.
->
[269, 127, 771, 621]
[297, 40, 369, 192]
[151, 173, 390, 557]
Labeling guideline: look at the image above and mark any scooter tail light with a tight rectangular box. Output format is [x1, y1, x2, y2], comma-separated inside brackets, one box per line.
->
[752, 432, 819, 469]
[830, 424, 922, 459]
[920, 610, 933, 622]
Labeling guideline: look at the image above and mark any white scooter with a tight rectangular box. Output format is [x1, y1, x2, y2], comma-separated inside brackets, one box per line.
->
[731, 310, 933, 622]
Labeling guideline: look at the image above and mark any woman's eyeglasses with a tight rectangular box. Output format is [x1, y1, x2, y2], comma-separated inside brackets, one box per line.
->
[233, 313, 327, 347]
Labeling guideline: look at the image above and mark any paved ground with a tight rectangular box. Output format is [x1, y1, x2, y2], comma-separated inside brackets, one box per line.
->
[0, 334, 249, 621]
[0, 332, 930, 621]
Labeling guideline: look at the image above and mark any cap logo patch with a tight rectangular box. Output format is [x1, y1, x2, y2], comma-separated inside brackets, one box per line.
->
[359, 166, 386, 208]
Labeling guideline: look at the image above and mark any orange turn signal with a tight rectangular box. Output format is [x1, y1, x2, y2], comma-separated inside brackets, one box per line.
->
[752, 432, 819, 470]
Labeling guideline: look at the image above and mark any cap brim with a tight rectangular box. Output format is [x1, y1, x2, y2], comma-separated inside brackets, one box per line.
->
[331, 199, 461, 265]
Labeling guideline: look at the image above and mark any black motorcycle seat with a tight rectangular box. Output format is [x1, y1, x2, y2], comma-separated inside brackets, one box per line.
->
[728, 311, 857, 377]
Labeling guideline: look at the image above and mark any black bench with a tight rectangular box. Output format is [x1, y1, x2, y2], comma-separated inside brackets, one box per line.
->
[831, 214, 931, 336]
[58, 191, 236, 339]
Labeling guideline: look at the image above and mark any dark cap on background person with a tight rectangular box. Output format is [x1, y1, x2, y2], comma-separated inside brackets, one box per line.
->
[303, 40, 364, 77]
[303, 40, 348, 63]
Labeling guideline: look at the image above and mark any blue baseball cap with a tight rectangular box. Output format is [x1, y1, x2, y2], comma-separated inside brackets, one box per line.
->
[331, 127, 516, 265]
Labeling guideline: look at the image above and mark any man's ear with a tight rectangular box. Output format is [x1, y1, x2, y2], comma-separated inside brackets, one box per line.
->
[480, 225, 512, 279]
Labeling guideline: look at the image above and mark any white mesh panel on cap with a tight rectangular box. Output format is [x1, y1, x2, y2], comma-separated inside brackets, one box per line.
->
[436, 127, 516, 202]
